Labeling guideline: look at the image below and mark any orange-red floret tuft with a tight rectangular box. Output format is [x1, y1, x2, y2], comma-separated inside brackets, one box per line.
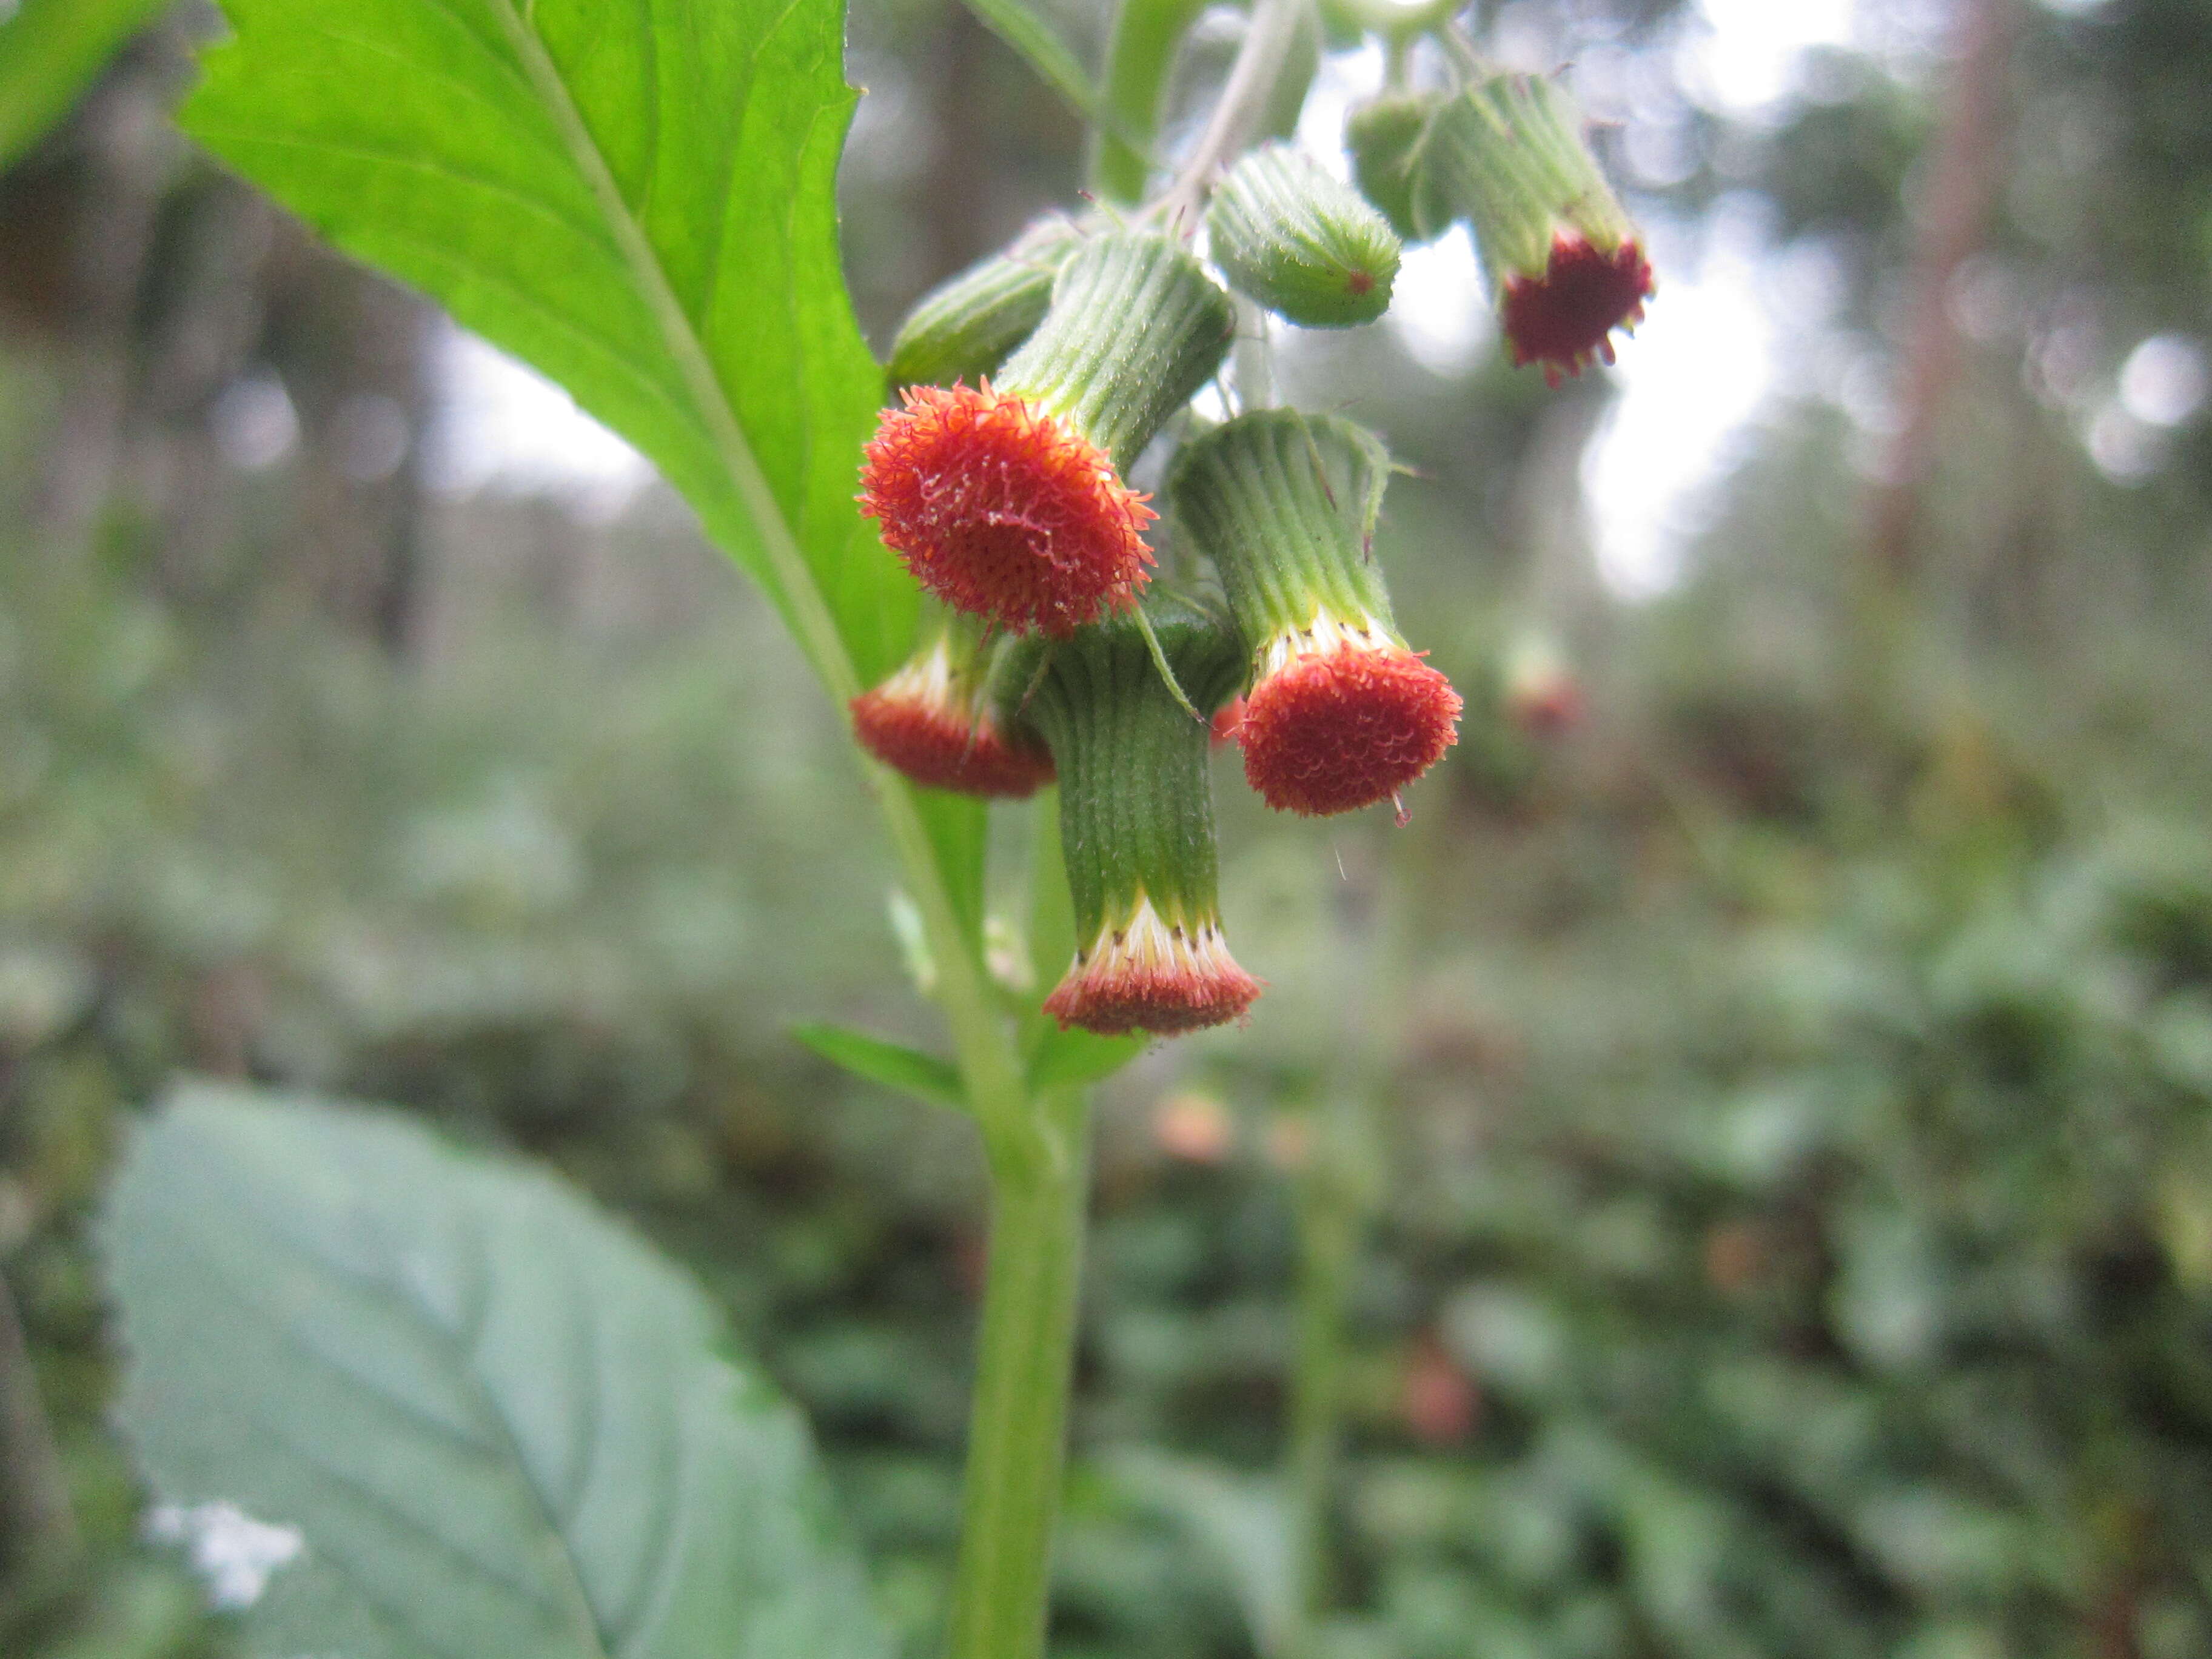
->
[1241, 641, 1463, 816]
[858, 382, 1156, 637]
[850, 685, 1053, 799]
[1210, 696, 1247, 749]
[1042, 909, 1261, 1036]
[1500, 233, 1655, 388]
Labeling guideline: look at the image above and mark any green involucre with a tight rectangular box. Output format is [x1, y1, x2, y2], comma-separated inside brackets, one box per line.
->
[998, 232, 1235, 471]
[1001, 595, 1244, 942]
[1421, 73, 1637, 295]
[1171, 409, 1401, 656]
[888, 216, 1087, 389]
[1207, 143, 1401, 327]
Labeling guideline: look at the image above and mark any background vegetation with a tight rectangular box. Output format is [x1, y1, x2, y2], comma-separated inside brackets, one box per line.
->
[3, 1, 2210, 1655]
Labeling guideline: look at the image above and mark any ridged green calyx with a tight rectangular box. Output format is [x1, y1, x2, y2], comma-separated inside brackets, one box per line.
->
[1171, 411, 1462, 818]
[1205, 143, 1401, 327]
[1002, 594, 1259, 1034]
[1421, 73, 1638, 295]
[1345, 93, 1445, 244]
[996, 230, 1236, 471]
[1171, 409, 1398, 653]
[887, 216, 1085, 389]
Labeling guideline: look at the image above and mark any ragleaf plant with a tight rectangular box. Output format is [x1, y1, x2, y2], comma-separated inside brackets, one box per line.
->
[73, 2, 1652, 1656]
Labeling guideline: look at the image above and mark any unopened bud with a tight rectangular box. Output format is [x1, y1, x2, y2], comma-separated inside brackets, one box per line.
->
[1207, 143, 1401, 327]
[1421, 73, 1653, 384]
[1171, 410, 1460, 816]
[1004, 594, 1260, 1035]
[887, 216, 1085, 390]
[1345, 93, 1445, 244]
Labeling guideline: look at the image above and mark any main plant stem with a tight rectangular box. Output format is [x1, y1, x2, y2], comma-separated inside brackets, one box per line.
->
[947, 1087, 1093, 1659]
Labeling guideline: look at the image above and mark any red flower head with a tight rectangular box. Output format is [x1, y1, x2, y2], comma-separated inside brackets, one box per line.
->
[859, 381, 1156, 638]
[1042, 897, 1261, 1036]
[849, 626, 1053, 798]
[1419, 74, 1655, 387]
[1238, 611, 1463, 817]
[1501, 233, 1655, 388]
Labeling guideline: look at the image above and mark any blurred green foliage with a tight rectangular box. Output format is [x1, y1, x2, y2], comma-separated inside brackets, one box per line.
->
[5, 1, 2212, 1657]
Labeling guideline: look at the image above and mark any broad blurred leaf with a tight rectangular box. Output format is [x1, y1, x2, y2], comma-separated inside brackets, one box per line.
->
[1107, 1449, 1296, 1658]
[0, 0, 167, 168]
[101, 1082, 891, 1659]
[794, 1021, 965, 1109]
[182, 0, 913, 684]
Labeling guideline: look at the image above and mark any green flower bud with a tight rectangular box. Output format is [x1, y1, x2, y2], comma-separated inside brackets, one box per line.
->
[886, 215, 1085, 389]
[1206, 142, 1401, 327]
[1345, 92, 1446, 243]
[1001, 594, 1259, 1035]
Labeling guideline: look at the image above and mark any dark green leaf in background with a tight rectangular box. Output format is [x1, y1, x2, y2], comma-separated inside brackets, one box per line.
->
[0, 0, 169, 168]
[182, 0, 914, 685]
[101, 1082, 891, 1659]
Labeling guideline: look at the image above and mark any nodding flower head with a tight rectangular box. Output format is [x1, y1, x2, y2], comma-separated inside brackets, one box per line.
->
[1421, 73, 1653, 386]
[1005, 594, 1260, 1037]
[862, 231, 1234, 637]
[850, 614, 1054, 797]
[1171, 409, 1461, 818]
[1237, 611, 1462, 817]
[860, 382, 1155, 636]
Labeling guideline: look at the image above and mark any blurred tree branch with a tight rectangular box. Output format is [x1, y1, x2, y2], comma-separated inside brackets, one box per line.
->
[1865, 0, 2020, 583]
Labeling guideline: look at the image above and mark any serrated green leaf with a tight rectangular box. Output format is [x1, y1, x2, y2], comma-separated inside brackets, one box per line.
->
[101, 1082, 891, 1659]
[0, 0, 168, 169]
[181, 0, 912, 686]
[793, 1022, 966, 1110]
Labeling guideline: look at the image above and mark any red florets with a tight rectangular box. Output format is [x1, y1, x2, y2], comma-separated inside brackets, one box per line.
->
[1210, 695, 1246, 749]
[1241, 631, 1463, 816]
[859, 382, 1156, 637]
[850, 682, 1053, 799]
[1500, 233, 1654, 387]
[1042, 905, 1261, 1035]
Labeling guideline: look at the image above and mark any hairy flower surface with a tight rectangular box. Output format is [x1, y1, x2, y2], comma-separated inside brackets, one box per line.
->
[850, 634, 1052, 798]
[1501, 233, 1655, 386]
[1042, 896, 1261, 1035]
[859, 381, 1155, 636]
[1240, 611, 1462, 816]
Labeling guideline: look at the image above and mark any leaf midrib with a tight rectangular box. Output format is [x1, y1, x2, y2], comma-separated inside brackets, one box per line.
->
[483, 0, 863, 706]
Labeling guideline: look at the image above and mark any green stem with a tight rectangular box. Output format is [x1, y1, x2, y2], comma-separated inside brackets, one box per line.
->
[1286, 1108, 1358, 1651]
[947, 1087, 1094, 1659]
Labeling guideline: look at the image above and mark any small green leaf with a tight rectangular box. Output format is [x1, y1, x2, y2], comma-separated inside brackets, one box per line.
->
[959, 0, 1106, 129]
[101, 1082, 891, 1659]
[1092, 0, 1208, 203]
[1030, 1026, 1148, 1093]
[0, 0, 168, 169]
[793, 1022, 967, 1109]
